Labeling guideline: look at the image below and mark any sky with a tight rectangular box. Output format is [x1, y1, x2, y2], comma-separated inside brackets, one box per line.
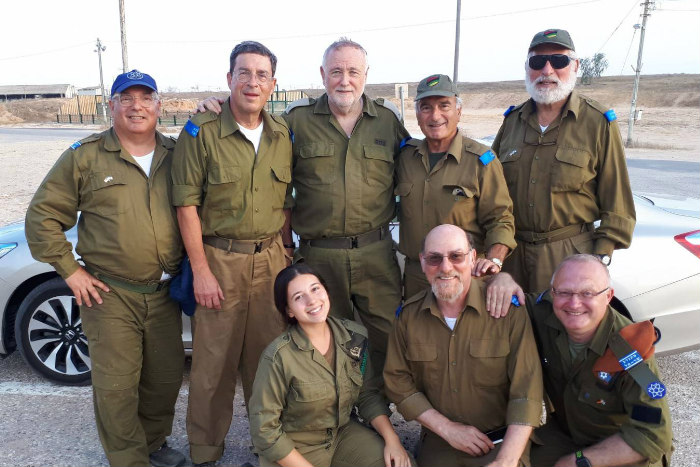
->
[1, 0, 699, 92]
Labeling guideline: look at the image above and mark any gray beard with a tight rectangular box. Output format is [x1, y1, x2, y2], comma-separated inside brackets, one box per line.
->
[432, 280, 464, 303]
[525, 72, 577, 105]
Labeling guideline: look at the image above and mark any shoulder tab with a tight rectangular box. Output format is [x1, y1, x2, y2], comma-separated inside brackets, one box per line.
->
[400, 137, 421, 149]
[604, 109, 617, 122]
[404, 289, 428, 308]
[503, 105, 516, 117]
[395, 302, 403, 317]
[375, 97, 402, 120]
[262, 331, 292, 360]
[70, 141, 82, 150]
[582, 96, 615, 120]
[70, 133, 101, 150]
[479, 149, 496, 166]
[535, 291, 547, 304]
[341, 318, 368, 338]
[184, 120, 200, 138]
[284, 97, 314, 114]
[270, 113, 290, 129]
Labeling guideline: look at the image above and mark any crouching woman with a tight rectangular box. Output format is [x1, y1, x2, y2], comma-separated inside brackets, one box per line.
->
[248, 263, 413, 467]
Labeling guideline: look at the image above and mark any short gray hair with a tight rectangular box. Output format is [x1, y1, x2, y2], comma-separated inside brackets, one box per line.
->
[322, 37, 368, 70]
[550, 254, 611, 287]
[414, 96, 463, 113]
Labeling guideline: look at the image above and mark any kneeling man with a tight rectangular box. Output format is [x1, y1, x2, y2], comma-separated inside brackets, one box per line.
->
[384, 224, 543, 467]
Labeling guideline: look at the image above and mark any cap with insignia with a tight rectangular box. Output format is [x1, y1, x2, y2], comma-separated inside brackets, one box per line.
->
[110, 69, 158, 96]
[529, 29, 575, 52]
[415, 74, 458, 101]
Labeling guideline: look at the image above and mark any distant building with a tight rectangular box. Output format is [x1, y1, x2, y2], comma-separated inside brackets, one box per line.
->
[0, 84, 76, 101]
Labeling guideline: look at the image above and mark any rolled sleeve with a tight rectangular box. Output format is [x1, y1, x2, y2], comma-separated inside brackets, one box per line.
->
[171, 128, 206, 207]
[396, 391, 434, 422]
[506, 309, 544, 427]
[356, 354, 392, 422]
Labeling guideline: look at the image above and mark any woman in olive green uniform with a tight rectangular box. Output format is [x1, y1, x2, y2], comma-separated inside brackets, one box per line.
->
[248, 263, 412, 467]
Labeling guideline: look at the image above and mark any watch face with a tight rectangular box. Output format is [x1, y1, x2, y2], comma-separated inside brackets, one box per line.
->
[600, 255, 611, 266]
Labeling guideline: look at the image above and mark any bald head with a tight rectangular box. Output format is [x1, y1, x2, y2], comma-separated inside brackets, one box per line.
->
[422, 224, 472, 254]
[551, 254, 611, 288]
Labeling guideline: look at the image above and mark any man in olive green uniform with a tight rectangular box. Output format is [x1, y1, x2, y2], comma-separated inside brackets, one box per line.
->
[384, 224, 543, 467]
[25, 70, 185, 467]
[283, 38, 409, 374]
[171, 42, 292, 466]
[492, 29, 635, 293]
[524, 254, 672, 466]
[397, 74, 516, 299]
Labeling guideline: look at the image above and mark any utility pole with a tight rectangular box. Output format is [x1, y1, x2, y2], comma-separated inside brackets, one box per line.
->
[453, 0, 461, 83]
[94, 38, 108, 124]
[626, 0, 653, 146]
[119, 0, 129, 72]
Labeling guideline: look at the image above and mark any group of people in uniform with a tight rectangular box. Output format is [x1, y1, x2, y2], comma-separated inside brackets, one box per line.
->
[24, 27, 673, 467]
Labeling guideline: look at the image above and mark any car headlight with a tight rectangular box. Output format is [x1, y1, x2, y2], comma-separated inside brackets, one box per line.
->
[0, 243, 18, 259]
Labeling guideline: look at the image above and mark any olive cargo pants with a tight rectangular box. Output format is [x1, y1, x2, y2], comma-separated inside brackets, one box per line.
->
[80, 285, 184, 467]
[187, 237, 287, 465]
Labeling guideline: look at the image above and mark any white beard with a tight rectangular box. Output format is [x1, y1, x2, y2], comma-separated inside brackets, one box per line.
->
[431, 278, 464, 303]
[525, 70, 577, 105]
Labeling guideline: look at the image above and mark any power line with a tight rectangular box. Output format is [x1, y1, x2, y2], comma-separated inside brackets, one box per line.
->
[595, 0, 640, 54]
[0, 42, 92, 61]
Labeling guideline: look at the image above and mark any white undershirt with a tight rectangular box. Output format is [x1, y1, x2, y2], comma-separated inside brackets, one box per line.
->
[132, 150, 155, 177]
[238, 121, 264, 154]
[445, 317, 458, 330]
[540, 124, 549, 133]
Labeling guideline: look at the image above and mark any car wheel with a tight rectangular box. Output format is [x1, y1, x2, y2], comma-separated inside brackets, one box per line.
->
[14, 277, 91, 385]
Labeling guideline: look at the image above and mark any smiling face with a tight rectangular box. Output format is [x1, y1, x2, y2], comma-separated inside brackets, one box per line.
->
[227, 52, 277, 122]
[109, 86, 160, 137]
[525, 44, 579, 105]
[416, 96, 461, 151]
[286, 273, 331, 327]
[420, 225, 475, 304]
[551, 259, 614, 343]
[321, 45, 368, 112]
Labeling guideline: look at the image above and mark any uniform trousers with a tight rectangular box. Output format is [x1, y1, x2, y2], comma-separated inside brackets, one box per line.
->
[503, 229, 595, 294]
[417, 429, 530, 467]
[80, 284, 184, 467]
[297, 236, 401, 377]
[187, 236, 287, 464]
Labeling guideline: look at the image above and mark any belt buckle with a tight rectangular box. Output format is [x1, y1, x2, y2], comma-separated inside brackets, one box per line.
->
[351, 236, 359, 249]
[254, 241, 263, 254]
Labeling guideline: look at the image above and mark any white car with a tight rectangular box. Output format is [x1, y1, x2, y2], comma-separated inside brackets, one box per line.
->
[0, 194, 698, 384]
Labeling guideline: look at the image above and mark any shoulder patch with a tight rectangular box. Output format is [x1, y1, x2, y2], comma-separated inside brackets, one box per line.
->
[184, 120, 200, 138]
[503, 105, 516, 117]
[70, 133, 101, 150]
[375, 97, 402, 121]
[604, 109, 617, 122]
[70, 141, 81, 150]
[535, 290, 547, 304]
[479, 149, 496, 166]
[582, 96, 616, 121]
[631, 404, 663, 424]
[400, 137, 421, 149]
[284, 97, 314, 114]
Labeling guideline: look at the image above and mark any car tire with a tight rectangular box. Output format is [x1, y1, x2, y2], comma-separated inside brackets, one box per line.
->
[14, 277, 91, 385]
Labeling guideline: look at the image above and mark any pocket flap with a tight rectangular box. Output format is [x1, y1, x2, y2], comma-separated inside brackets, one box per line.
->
[443, 184, 475, 198]
[271, 165, 292, 183]
[363, 145, 393, 162]
[89, 171, 126, 191]
[209, 165, 240, 184]
[406, 343, 438, 361]
[291, 381, 330, 402]
[469, 339, 509, 358]
[299, 142, 334, 158]
[554, 147, 589, 168]
[394, 182, 413, 196]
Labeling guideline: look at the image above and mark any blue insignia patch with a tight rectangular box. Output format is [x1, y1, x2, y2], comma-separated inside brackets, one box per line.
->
[184, 120, 200, 138]
[479, 150, 496, 166]
[511, 295, 521, 307]
[289, 129, 295, 144]
[597, 371, 612, 383]
[70, 141, 82, 150]
[646, 381, 666, 399]
[536, 291, 546, 304]
[604, 109, 617, 122]
[619, 350, 643, 370]
[399, 137, 411, 149]
[395, 303, 403, 317]
[503, 105, 515, 117]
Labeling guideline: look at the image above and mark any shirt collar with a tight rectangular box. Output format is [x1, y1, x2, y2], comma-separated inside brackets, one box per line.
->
[219, 97, 284, 139]
[418, 277, 487, 321]
[314, 93, 378, 118]
[416, 131, 462, 163]
[289, 316, 352, 351]
[519, 88, 581, 122]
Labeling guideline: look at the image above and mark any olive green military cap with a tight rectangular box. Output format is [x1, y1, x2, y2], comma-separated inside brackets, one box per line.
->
[415, 74, 457, 100]
[529, 29, 575, 51]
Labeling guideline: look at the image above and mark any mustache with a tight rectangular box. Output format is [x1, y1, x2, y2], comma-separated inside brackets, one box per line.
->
[534, 75, 562, 85]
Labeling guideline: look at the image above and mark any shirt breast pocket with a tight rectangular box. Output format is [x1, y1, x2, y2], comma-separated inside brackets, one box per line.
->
[85, 171, 130, 216]
[469, 339, 510, 387]
[291, 380, 332, 403]
[551, 147, 593, 192]
[207, 165, 243, 211]
[270, 165, 292, 208]
[297, 143, 337, 184]
[498, 150, 522, 187]
[577, 382, 623, 414]
[406, 343, 440, 386]
[363, 145, 394, 188]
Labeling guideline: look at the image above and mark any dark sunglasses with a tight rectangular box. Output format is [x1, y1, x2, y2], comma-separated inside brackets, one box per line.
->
[528, 54, 572, 70]
[423, 251, 470, 267]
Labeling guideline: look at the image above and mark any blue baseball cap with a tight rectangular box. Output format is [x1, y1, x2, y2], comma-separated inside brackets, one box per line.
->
[110, 69, 158, 96]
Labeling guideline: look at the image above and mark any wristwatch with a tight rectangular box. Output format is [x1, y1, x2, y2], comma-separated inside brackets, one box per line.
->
[597, 254, 611, 266]
[490, 258, 503, 269]
[575, 450, 592, 467]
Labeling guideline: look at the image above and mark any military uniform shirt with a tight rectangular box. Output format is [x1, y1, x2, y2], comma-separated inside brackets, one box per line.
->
[171, 99, 292, 240]
[26, 128, 183, 281]
[283, 93, 409, 238]
[249, 317, 390, 463]
[384, 280, 543, 430]
[492, 91, 635, 255]
[526, 294, 673, 463]
[396, 132, 516, 259]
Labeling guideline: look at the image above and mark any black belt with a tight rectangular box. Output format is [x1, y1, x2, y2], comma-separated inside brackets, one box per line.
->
[516, 223, 593, 245]
[203, 235, 275, 254]
[302, 225, 390, 249]
[86, 268, 170, 294]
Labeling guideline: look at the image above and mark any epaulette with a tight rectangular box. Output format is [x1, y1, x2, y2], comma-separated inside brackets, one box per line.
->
[374, 97, 402, 121]
[593, 321, 667, 400]
[161, 134, 177, 149]
[261, 332, 292, 360]
[583, 96, 617, 122]
[69, 133, 101, 150]
[403, 289, 428, 308]
[400, 137, 421, 149]
[284, 97, 314, 114]
[535, 290, 547, 304]
[462, 136, 489, 156]
[479, 150, 496, 165]
[270, 113, 290, 130]
[184, 112, 218, 138]
[502, 102, 525, 118]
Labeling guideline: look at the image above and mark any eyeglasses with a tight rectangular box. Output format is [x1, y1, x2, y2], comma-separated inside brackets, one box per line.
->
[423, 250, 471, 267]
[113, 93, 159, 107]
[233, 69, 272, 84]
[551, 287, 610, 300]
[528, 54, 572, 70]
